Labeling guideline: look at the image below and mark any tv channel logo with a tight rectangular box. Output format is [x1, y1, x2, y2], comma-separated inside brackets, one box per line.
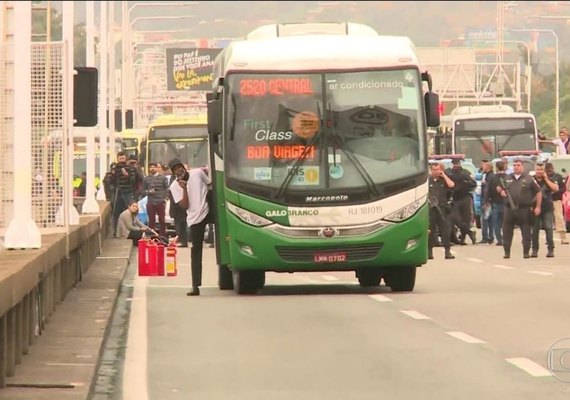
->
[547, 338, 570, 383]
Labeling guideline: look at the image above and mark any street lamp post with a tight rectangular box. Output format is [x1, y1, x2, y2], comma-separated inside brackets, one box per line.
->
[125, 15, 195, 127]
[482, 39, 532, 111]
[123, 2, 197, 127]
[503, 28, 559, 135]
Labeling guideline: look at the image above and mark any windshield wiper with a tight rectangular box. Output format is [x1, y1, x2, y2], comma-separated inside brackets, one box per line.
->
[274, 122, 321, 200]
[327, 103, 379, 196]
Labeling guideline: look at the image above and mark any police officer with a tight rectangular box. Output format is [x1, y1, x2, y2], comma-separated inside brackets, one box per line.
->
[428, 162, 455, 260]
[496, 159, 542, 259]
[446, 158, 477, 244]
[530, 163, 558, 257]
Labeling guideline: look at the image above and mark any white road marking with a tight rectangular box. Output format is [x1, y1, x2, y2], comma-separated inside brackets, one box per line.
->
[96, 256, 130, 259]
[493, 264, 514, 270]
[44, 362, 94, 367]
[527, 271, 554, 276]
[506, 358, 552, 377]
[123, 276, 149, 400]
[400, 310, 430, 320]
[321, 275, 339, 281]
[446, 331, 486, 344]
[368, 294, 392, 302]
[465, 257, 483, 263]
[146, 284, 219, 289]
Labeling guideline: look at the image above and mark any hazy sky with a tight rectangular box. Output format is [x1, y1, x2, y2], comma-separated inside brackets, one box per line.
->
[46, 1, 570, 59]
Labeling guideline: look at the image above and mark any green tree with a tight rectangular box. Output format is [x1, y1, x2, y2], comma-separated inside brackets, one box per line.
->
[534, 63, 570, 137]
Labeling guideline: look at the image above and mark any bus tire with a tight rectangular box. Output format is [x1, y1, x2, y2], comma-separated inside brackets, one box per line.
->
[384, 266, 416, 292]
[356, 269, 382, 287]
[232, 270, 264, 295]
[218, 264, 233, 290]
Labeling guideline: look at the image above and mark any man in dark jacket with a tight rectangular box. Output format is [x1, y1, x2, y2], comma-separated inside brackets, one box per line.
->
[446, 158, 477, 244]
[142, 162, 169, 237]
[486, 161, 506, 246]
[110, 151, 142, 237]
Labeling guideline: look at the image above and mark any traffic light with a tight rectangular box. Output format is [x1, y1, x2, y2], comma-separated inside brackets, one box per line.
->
[437, 103, 445, 116]
[73, 67, 98, 127]
[109, 109, 134, 131]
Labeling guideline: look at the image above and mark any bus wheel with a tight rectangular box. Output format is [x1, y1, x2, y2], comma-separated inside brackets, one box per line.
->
[356, 269, 382, 287]
[383, 266, 416, 292]
[232, 270, 264, 295]
[218, 264, 233, 290]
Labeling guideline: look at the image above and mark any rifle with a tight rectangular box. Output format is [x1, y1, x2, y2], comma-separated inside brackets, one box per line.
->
[428, 193, 445, 217]
[499, 176, 517, 210]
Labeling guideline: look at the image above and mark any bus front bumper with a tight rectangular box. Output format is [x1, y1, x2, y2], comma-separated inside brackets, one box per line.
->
[225, 205, 428, 272]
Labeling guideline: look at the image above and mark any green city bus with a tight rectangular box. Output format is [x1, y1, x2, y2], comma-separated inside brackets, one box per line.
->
[207, 22, 440, 294]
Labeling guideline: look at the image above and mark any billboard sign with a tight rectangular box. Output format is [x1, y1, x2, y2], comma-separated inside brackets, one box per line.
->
[166, 48, 222, 91]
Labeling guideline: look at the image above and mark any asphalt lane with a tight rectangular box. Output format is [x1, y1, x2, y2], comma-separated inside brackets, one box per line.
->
[121, 230, 570, 399]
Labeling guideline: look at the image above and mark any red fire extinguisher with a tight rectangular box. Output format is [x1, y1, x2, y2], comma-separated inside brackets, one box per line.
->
[165, 243, 177, 277]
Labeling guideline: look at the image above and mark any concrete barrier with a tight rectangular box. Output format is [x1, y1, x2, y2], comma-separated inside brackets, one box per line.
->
[0, 201, 111, 388]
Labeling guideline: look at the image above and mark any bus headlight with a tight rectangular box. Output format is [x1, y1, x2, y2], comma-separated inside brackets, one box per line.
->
[226, 202, 273, 227]
[383, 196, 426, 222]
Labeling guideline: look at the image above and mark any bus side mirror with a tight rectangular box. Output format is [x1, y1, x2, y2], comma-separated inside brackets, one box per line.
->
[424, 92, 440, 128]
[207, 92, 222, 155]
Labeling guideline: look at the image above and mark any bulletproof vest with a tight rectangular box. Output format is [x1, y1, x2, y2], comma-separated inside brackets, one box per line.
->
[504, 174, 536, 207]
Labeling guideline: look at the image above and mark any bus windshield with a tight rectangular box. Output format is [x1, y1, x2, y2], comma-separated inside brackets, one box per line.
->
[226, 70, 425, 202]
[454, 116, 536, 166]
[148, 140, 209, 168]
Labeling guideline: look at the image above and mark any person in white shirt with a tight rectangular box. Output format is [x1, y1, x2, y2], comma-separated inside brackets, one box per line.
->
[543, 127, 569, 155]
[168, 158, 212, 296]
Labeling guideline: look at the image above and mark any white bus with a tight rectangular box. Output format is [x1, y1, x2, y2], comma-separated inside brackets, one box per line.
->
[448, 105, 538, 166]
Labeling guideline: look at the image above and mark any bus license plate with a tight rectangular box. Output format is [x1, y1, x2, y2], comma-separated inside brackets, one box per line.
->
[314, 252, 347, 263]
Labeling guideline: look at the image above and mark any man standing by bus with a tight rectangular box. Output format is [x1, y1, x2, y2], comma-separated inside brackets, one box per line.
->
[169, 159, 212, 296]
[428, 163, 455, 260]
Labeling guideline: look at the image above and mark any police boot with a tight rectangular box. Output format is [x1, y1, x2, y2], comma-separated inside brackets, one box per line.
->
[546, 249, 554, 258]
[445, 248, 455, 259]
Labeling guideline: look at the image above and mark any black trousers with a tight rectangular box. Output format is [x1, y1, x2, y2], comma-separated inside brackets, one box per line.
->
[189, 214, 212, 288]
[429, 207, 450, 250]
[502, 206, 532, 254]
[449, 196, 473, 237]
[174, 215, 189, 244]
[127, 230, 144, 246]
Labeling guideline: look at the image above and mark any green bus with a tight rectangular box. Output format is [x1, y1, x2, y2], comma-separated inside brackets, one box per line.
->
[207, 22, 440, 294]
